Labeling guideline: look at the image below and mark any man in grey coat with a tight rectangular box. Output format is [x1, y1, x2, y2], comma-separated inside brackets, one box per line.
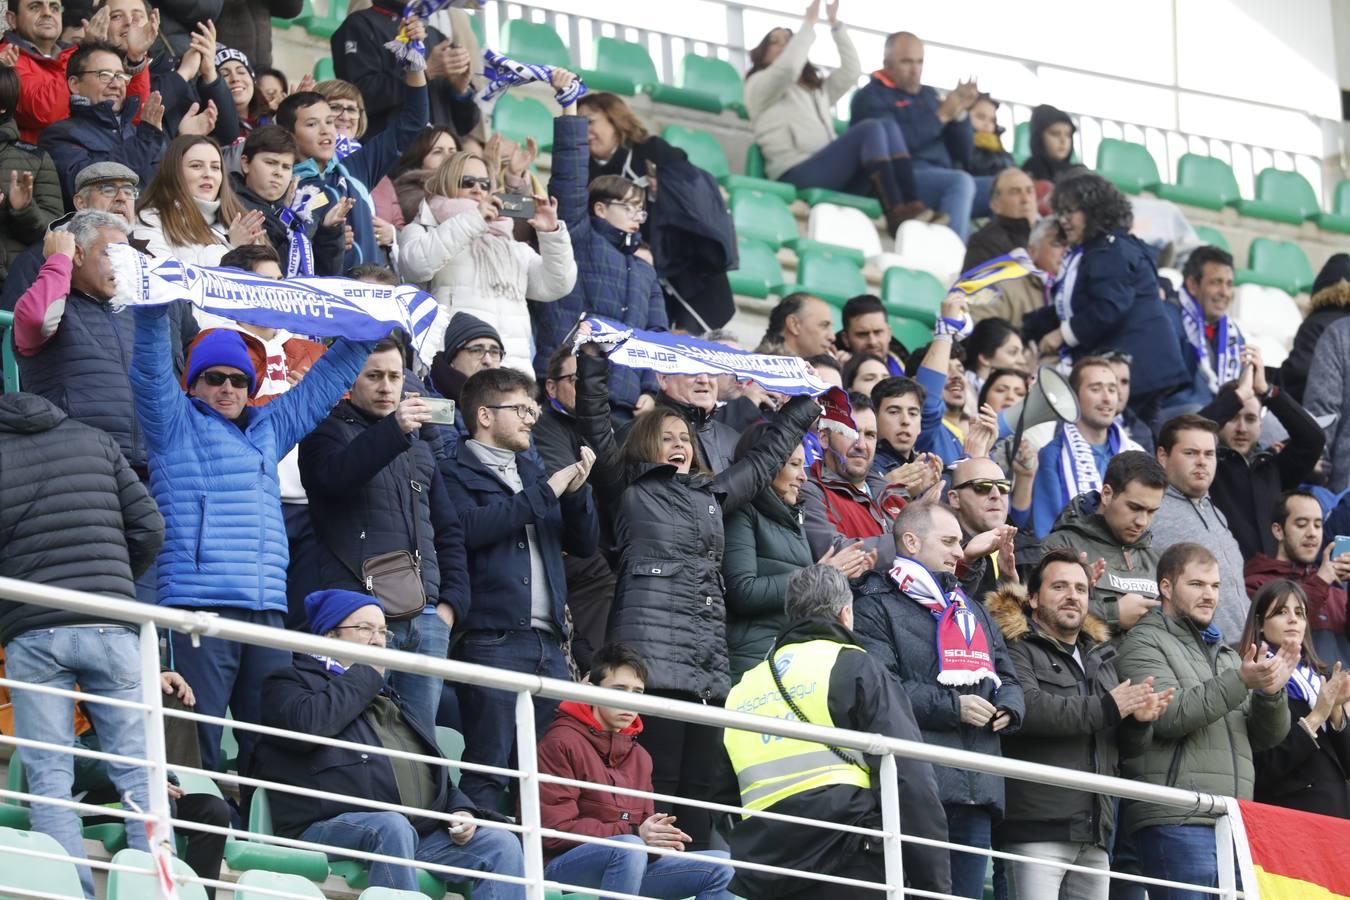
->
[1304, 312, 1350, 492]
[1148, 415, 1249, 641]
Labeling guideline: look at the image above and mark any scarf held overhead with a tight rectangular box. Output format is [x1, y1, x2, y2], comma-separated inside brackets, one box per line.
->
[889, 556, 1001, 688]
[105, 244, 447, 364]
[577, 314, 832, 397]
[481, 48, 587, 106]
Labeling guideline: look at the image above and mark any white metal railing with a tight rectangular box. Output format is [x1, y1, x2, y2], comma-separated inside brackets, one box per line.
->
[489, 0, 1337, 204]
[0, 575, 1250, 899]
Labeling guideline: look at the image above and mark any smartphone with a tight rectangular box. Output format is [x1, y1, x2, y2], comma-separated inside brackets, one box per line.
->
[422, 397, 456, 426]
[1334, 535, 1350, 560]
[494, 193, 535, 219]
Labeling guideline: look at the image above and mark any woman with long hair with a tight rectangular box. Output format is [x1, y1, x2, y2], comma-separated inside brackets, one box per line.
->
[372, 124, 459, 228]
[216, 48, 271, 136]
[745, 0, 930, 232]
[963, 318, 1025, 411]
[398, 150, 576, 371]
[134, 135, 267, 266]
[574, 330, 820, 850]
[1243, 580, 1350, 818]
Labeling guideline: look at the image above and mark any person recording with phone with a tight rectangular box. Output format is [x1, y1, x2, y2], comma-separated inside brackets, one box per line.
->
[398, 148, 577, 371]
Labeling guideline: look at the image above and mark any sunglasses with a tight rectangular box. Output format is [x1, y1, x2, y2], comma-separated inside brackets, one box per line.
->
[199, 371, 250, 389]
[953, 478, 1011, 495]
[459, 176, 492, 191]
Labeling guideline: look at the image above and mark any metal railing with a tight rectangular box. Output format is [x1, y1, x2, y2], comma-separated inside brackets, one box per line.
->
[0, 575, 1250, 899]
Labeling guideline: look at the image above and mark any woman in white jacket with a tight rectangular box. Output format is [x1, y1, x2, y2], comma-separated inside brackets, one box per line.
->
[398, 151, 577, 371]
[134, 135, 267, 265]
[745, 0, 931, 232]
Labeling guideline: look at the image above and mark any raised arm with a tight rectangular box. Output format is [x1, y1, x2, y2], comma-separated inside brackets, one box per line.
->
[129, 305, 193, 451]
[267, 337, 373, 456]
[713, 393, 821, 513]
[573, 349, 628, 512]
[744, 20, 817, 116]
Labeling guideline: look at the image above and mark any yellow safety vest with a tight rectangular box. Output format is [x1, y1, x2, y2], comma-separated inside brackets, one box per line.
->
[723, 639, 871, 815]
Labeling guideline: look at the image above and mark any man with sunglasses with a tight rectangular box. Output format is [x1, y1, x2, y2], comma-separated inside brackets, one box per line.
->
[947, 457, 1020, 603]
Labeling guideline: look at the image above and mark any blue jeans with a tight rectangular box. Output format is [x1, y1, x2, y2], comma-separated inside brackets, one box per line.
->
[913, 162, 993, 241]
[780, 117, 916, 201]
[453, 628, 568, 810]
[169, 609, 290, 774]
[301, 811, 524, 898]
[1131, 824, 1218, 900]
[384, 607, 451, 729]
[945, 804, 992, 899]
[5, 626, 153, 898]
[544, 833, 734, 899]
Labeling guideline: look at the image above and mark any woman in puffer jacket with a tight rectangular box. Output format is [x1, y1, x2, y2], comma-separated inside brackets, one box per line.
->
[398, 151, 577, 370]
[574, 332, 821, 852]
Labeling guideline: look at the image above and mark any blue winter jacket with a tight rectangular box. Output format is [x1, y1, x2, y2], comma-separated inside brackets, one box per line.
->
[38, 94, 167, 208]
[130, 304, 372, 612]
[850, 74, 973, 170]
[531, 115, 667, 412]
[913, 365, 964, 465]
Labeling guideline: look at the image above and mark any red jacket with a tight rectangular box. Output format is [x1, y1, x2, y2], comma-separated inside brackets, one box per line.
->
[536, 700, 653, 860]
[1244, 554, 1348, 637]
[0, 36, 149, 144]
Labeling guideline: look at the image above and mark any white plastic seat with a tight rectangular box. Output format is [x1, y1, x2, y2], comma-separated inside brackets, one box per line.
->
[1156, 267, 1183, 292]
[1231, 283, 1301, 366]
[890, 220, 967, 288]
[806, 203, 903, 270]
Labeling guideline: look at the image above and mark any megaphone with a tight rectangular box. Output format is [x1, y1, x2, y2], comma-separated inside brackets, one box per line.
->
[1004, 365, 1079, 447]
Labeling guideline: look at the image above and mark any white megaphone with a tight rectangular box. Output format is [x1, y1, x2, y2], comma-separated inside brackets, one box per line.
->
[1004, 365, 1080, 450]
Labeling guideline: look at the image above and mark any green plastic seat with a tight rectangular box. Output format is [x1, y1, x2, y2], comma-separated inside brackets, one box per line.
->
[108, 848, 208, 900]
[1192, 225, 1230, 253]
[727, 239, 789, 298]
[312, 57, 335, 83]
[1012, 122, 1030, 166]
[661, 126, 730, 181]
[723, 144, 796, 201]
[271, 0, 306, 29]
[0, 310, 15, 389]
[1095, 138, 1161, 194]
[224, 786, 331, 881]
[577, 37, 651, 96]
[891, 317, 933, 354]
[745, 143, 766, 178]
[492, 95, 555, 153]
[796, 246, 867, 306]
[1234, 168, 1320, 225]
[731, 189, 799, 249]
[0, 747, 28, 826]
[0, 827, 86, 897]
[301, 0, 344, 39]
[83, 821, 128, 854]
[881, 267, 946, 326]
[1153, 154, 1240, 210]
[796, 188, 882, 220]
[466, 11, 484, 47]
[499, 19, 570, 68]
[435, 726, 465, 762]
[360, 889, 434, 900]
[1316, 180, 1350, 234]
[220, 716, 238, 773]
[235, 869, 325, 900]
[329, 861, 450, 899]
[679, 54, 745, 115]
[1236, 238, 1315, 295]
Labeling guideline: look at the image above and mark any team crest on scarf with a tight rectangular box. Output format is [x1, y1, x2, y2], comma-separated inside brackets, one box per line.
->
[890, 556, 1001, 687]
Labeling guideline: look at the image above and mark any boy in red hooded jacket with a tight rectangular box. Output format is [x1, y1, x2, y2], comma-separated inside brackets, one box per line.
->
[536, 643, 736, 899]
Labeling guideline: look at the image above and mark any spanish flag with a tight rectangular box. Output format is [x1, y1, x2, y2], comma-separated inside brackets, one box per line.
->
[1239, 799, 1350, 898]
[950, 249, 1036, 295]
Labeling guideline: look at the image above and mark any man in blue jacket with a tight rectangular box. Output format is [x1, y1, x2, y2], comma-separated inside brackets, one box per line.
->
[850, 31, 992, 240]
[441, 366, 599, 811]
[255, 589, 524, 898]
[130, 306, 372, 775]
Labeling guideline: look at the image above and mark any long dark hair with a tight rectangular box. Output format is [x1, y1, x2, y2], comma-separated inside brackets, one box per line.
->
[1238, 580, 1326, 675]
[621, 406, 711, 477]
[747, 28, 823, 90]
[1050, 170, 1133, 246]
[390, 125, 459, 182]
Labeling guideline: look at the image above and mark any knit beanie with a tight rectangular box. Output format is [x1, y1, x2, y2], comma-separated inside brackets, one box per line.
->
[442, 312, 502, 356]
[305, 589, 383, 636]
[214, 46, 253, 76]
[186, 329, 258, 396]
[1313, 253, 1350, 296]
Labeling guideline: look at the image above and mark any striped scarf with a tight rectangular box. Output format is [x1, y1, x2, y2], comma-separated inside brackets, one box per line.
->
[1058, 421, 1140, 508]
[889, 556, 1001, 688]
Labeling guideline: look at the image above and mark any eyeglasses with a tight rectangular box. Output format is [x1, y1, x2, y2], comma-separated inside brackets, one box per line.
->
[459, 344, 503, 361]
[78, 69, 131, 85]
[330, 103, 362, 117]
[549, 373, 577, 385]
[333, 623, 389, 640]
[92, 183, 139, 199]
[199, 371, 250, 389]
[605, 201, 647, 222]
[486, 404, 540, 423]
[459, 176, 492, 191]
[953, 478, 1011, 495]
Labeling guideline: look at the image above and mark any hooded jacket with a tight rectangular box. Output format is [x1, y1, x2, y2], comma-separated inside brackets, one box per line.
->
[38, 94, 166, 209]
[229, 171, 347, 277]
[1040, 491, 1161, 635]
[987, 585, 1151, 847]
[1280, 256, 1350, 403]
[1021, 105, 1082, 183]
[537, 700, 652, 861]
[0, 393, 164, 646]
[850, 71, 973, 171]
[852, 568, 1025, 814]
[1114, 608, 1291, 835]
[0, 118, 62, 284]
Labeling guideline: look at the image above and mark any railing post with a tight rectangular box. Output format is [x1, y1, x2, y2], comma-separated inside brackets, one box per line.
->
[1214, 812, 1238, 900]
[879, 753, 905, 898]
[515, 691, 546, 900]
[137, 624, 173, 858]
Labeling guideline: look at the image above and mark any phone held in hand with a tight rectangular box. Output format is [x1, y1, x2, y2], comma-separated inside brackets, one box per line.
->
[1334, 535, 1350, 560]
[422, 397, 456, 425]
[494, 193, 535, 219]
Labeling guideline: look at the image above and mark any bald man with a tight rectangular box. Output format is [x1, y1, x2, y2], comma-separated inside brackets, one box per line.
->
[948, 457, 1020, 603]
[963, 168, 1037, 271]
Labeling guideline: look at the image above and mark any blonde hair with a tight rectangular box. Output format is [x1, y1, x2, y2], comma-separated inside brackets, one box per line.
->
[314, 79, 368, 139]
[425, 151, 495, 200]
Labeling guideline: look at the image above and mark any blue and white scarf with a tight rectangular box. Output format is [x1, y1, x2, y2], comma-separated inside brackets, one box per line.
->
[105, 244, 447, 364]
[382, 0, 455, 71]
[333, 134, 362, 161]
[1281, 652, 1324, 722]
[277, 193, 314, 277]
[1058, 421, 1141, 507]
[1179, 287, 1244, 395]
[293, 156, 375, 217]
[1049, 245, 1083, 368]
[481, 48, 587, 106]
[311, 654, 349, 676]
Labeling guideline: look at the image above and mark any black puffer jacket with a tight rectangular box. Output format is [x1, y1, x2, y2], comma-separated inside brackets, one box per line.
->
[574, 352, 820, 699]
[0, 393, 164, 645]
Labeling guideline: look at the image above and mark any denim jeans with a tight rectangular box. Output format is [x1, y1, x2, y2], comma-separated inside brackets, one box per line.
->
[5, 626, 153, 898]
[301, 811, 525, 898]
[945, 804, 992, 899]
[1132, 824, 1219, 900]
[544, 833, 734, 899]
[454, 628, 568, 810]
[1002, 840, 1109, 900]
[384, 607, 451, 729]
[169, 609, 290, 775]
[912, 162, 993, 241]
[779, 117, 917, 202]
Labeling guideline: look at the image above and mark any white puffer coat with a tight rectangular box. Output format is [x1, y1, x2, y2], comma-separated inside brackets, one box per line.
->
[398, 201, 577, 369]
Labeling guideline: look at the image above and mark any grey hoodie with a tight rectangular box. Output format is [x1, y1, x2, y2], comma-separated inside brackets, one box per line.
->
[1146, 484, 1249, 642]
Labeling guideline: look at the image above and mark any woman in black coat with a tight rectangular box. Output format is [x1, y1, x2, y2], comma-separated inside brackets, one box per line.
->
[1243, 580, 1350, 819]
[574, 337, 820, 849]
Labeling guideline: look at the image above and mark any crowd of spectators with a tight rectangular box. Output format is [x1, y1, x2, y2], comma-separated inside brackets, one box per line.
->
[0, 1, 1349, 899]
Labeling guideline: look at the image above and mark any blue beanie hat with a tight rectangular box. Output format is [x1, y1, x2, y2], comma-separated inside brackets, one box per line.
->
[187, 329, 258, 396]
[305, 589, 383, 636]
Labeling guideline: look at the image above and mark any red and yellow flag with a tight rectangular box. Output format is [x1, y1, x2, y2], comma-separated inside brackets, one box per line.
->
[1239, 799, 1350, 898]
